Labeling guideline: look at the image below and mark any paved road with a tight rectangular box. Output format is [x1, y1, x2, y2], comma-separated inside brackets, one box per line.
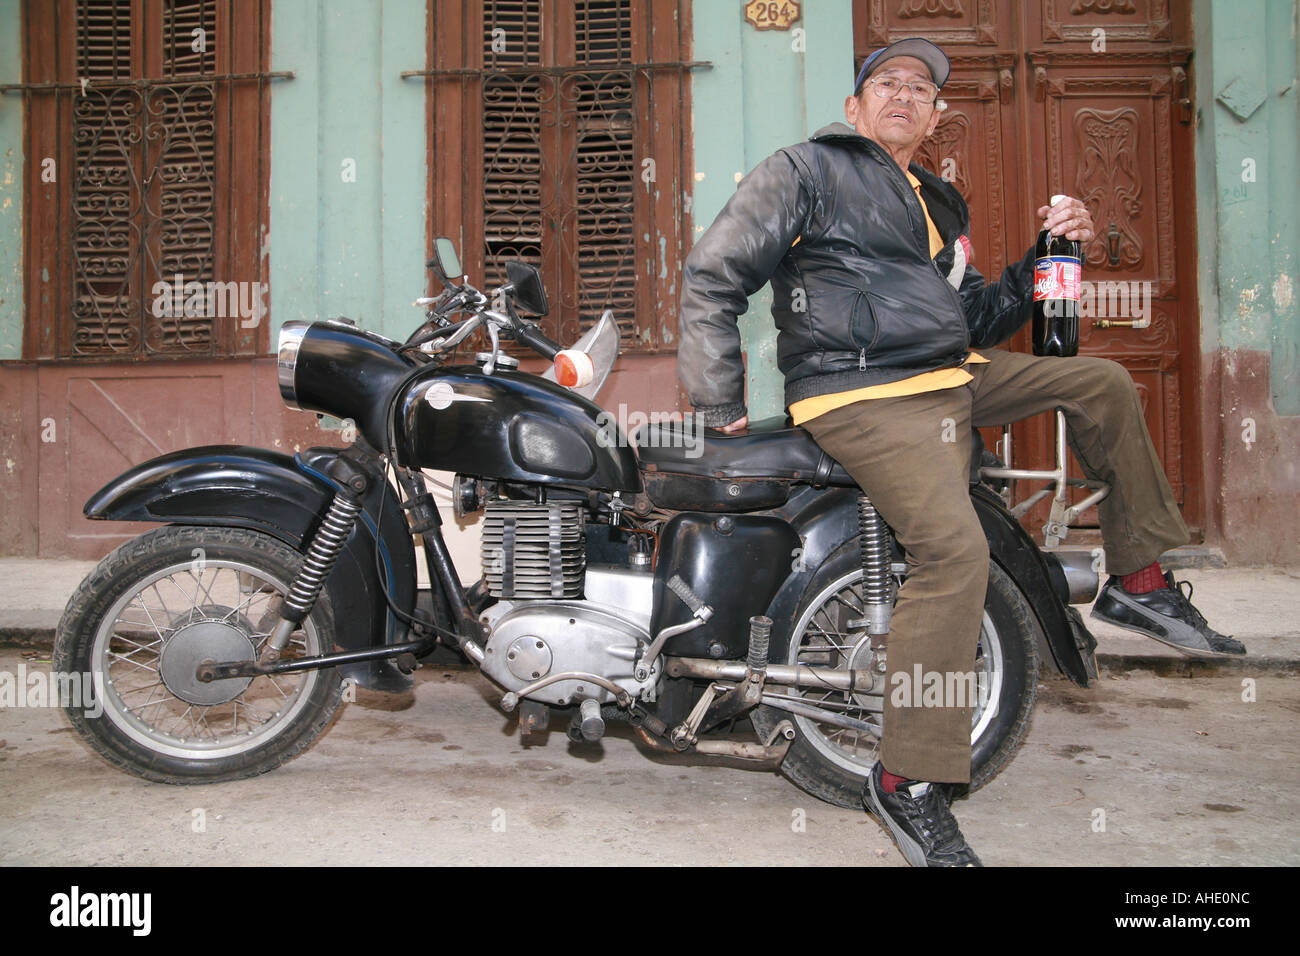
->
[1, 648, 1296, 866]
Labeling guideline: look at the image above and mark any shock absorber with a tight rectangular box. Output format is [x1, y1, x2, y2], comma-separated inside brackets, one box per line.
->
[858, 495, 893, 637]
[265, 488, 364, 657]
[747, 615, 772, 673]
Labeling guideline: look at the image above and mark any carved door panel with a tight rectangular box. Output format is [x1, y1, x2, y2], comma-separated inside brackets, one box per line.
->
[1022, 45, 1195, 524]
[854, 0, 1202, 540]
[857, 0, 1028, 485]
[912, 53, 1023, 287]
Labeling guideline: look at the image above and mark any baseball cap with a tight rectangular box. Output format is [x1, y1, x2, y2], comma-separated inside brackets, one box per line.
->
[853, 38, 950, 94]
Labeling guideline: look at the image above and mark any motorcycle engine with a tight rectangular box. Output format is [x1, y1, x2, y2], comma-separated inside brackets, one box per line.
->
[477, 500, 657, 706]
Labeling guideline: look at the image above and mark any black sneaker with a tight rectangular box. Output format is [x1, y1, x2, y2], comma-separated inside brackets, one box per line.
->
[1090, 572, 1246, 657]
[862, 762, 982, 867]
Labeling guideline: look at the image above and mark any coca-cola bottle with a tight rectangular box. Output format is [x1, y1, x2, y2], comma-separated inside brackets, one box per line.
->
[1032, 194, 1082, 357]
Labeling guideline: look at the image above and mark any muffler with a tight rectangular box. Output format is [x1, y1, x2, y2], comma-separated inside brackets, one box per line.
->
[1042, 548, 1101, 604]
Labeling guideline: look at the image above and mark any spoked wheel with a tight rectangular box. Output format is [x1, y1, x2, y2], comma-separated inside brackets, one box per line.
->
[54, 525, 344, 783]
[751, 552, 1040, 809]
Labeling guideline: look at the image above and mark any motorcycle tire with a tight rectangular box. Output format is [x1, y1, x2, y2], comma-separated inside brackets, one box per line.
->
[751, 547, 1040, 810]
[54, 525, 345, 784]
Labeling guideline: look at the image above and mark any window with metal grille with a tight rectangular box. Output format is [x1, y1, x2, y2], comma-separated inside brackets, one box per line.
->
[424, 0, 694, 354]
[19, 0, 277, 360]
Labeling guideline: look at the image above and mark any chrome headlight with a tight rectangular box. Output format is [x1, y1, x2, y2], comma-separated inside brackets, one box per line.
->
[277, 321, 310, 409]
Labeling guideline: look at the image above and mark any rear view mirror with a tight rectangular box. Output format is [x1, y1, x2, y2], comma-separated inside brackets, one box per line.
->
[505, 261, 549, 317]
[428, 237, 463, 285]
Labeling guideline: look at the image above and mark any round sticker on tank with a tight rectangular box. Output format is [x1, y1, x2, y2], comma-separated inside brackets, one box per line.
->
[425, 381, 490, 410]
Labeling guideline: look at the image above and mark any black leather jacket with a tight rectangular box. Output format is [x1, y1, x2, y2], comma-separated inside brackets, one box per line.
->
[678, 122, 1037, 426]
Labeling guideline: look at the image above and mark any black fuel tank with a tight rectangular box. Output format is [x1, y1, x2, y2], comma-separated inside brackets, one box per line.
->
[394, 365, 641, 492]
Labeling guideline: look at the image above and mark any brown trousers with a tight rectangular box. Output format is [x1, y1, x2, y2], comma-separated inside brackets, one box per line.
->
[800, 350, 1188, 782]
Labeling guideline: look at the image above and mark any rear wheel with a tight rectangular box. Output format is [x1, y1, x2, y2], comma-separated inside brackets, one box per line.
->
[54, 525, 345, 784]
[751, 551, 1040, 809]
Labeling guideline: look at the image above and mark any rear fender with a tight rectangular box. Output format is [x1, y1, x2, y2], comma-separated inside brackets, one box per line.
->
[85, 445, 417, 692]
[968, 484, 1096, 685]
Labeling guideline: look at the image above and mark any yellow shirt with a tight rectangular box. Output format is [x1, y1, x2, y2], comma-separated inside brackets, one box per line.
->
[788, 170, 984, 426]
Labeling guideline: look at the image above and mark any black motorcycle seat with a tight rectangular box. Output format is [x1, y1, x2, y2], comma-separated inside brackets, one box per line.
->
[633, 416, 854, 485]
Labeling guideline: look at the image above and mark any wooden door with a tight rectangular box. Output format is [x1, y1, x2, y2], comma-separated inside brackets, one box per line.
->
[854, 0, 1203, 542]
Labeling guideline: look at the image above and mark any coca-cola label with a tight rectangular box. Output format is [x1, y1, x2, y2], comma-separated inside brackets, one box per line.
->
[1034, 256, 1081, 301]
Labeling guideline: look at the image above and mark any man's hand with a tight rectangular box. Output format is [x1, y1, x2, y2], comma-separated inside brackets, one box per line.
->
[718, 415, 749, 433]
[1037, 196, 1094, 243]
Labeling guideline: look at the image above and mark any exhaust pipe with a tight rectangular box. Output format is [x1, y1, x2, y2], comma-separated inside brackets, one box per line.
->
[1042, 548, 1100, 604]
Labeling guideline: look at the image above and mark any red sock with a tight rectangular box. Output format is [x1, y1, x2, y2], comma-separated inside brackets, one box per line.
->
[1121, 562, 1166, 594]
[880, 767, 910, 793]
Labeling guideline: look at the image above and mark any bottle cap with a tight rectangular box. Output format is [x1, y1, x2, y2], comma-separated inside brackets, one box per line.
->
[1050, 194, 1068, 207]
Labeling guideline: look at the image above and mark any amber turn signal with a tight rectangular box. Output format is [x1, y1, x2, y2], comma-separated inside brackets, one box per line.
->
[553, 349, 594, 388]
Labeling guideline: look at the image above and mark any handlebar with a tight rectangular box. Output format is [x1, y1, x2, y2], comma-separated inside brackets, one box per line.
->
[409, 278, 560, 364]
[512, 322, 561, 361]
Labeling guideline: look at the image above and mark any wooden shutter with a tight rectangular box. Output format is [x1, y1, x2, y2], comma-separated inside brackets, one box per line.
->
[22, 0, 276, 360]
[570, 1, 637, 345]
[71, 0, 145, 353]
[427, 0, 693, 354]
[71, 0, 219, 355]
[480, 0, 545, 288]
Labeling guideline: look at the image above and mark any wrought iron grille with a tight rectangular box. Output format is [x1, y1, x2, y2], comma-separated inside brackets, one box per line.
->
[479, 67, 640, 344]
[416, 0, 701, 353]
[74, 0, 218, 355]
[6, 0, 285, 360]
[481, 0, 639, 347]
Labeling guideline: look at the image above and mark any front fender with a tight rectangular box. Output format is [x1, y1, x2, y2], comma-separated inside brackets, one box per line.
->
[85, 445, 417, 692]
[766, 484, 1095, 687]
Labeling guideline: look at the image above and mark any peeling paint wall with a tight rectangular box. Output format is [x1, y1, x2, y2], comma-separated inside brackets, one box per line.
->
[689, 2, 855, 421]
[269, 0, 428, 344]
[1194, 0, 1300, 565]
[267, 0, 492, 576]
[0, 0, 23, 359]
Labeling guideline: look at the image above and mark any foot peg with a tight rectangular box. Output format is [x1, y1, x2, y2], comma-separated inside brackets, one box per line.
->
[566, 699, 605, 742]
[577, 698, 604, 742]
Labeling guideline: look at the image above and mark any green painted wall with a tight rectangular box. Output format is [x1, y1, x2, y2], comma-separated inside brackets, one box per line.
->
[269, 0, 428, 346]
[0, 0, 23, 359]
[1194, 0, 1300, 414]
[689, 1, 855, 421]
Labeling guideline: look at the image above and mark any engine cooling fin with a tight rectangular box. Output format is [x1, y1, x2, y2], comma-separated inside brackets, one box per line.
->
[482, 501, 585, 599]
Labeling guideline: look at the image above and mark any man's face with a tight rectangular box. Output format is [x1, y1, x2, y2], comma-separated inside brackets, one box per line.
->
[844, 55, 942, 155]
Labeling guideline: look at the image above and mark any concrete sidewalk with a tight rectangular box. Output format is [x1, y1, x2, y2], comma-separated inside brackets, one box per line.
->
[2, 555, 1298, 671]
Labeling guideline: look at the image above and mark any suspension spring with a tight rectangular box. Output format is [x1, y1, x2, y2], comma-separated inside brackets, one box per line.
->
[281, 491, 364, 622]
[747, 615, 772, 671]
[858, 495, 892, 636]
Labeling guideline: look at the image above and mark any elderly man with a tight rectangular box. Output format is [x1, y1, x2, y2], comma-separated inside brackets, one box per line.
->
[677, 37, 1241, 867]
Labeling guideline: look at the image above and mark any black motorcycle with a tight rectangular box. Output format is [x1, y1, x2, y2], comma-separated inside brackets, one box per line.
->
[54, 241, 1099, 809]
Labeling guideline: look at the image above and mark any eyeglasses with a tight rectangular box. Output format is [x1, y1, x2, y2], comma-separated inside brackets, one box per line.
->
[862, 75, 939, 105]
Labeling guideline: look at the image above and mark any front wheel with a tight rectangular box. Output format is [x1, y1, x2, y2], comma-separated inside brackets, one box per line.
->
[53, 525, 345, 784]
[751, 552, 1040, 809]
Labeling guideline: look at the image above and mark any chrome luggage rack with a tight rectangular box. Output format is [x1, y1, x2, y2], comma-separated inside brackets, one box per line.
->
[980, 410, 1111, 549]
